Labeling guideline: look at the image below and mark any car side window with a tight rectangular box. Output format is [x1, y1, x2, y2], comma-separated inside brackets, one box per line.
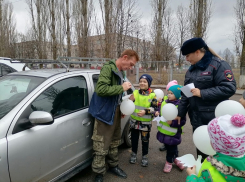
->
[31, 76, 88, 117]
[92, 74, 99, 89]
[13, 76, 89, 134]
[2, 65, 13, 76]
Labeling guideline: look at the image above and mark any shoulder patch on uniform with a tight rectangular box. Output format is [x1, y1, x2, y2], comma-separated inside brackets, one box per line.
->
[224, 70, 233, 81]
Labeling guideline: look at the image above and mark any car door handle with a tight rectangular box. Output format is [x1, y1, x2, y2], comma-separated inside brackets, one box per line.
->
[82, 118, 91, 126]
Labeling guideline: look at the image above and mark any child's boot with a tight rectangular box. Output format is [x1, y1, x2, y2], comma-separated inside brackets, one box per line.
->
[174, 158, 185, 170]
[141, 155, 148, 167]
[129, 152, 137, 164]
[163, 161, 172, 173]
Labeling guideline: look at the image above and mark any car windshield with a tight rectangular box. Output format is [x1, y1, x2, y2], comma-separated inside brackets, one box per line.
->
[0, 75, 45, 119]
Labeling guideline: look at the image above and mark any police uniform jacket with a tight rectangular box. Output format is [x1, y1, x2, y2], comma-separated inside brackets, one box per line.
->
[178, 51, 236, 129]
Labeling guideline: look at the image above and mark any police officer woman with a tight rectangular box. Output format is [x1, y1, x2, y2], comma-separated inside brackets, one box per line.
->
[177, 38, 236, 161]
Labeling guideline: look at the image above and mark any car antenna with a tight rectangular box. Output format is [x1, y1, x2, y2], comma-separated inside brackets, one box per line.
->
[57, 57, 69, 72]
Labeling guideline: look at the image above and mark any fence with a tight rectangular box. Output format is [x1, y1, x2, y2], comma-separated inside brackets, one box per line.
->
[11, 57, 173, 85]
[11, 57, 240, 87]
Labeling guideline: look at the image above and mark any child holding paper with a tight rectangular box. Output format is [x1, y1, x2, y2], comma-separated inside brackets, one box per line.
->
[156, 84, 186, 173]
[186, 113, 245, 181]
[128, 74, 159, 167]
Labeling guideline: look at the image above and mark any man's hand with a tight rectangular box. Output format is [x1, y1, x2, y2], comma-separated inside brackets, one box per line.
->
[186, 165, 196, 176]
[155, 111, 159, 117]
[122, 82, 132, 91]
[137, 110, 146, 117]
[167, 120, 172, 125]
[191, 88, 201, 97]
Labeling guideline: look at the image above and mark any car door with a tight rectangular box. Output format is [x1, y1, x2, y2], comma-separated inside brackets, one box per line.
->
[88, 72, 133, 137]
[7, 74, 94, 182]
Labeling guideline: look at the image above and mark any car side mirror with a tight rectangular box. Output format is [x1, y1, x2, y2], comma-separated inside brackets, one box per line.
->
[29, 111, 54, 125]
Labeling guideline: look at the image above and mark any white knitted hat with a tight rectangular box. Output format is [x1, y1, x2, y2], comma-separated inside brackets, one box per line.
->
[207, 114, 245, 157]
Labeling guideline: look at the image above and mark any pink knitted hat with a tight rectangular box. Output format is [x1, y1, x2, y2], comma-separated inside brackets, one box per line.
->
[166, 80, 178, 91]
[207, 114, 245, 157]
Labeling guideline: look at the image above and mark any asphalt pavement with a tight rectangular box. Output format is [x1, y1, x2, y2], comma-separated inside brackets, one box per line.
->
[67, 88, 243, 182]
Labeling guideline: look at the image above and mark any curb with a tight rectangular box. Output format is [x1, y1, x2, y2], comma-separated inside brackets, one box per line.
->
[236, 90, 243, 95]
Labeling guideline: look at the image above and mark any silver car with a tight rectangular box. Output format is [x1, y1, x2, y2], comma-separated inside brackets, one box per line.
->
[0, 69, 132, 182]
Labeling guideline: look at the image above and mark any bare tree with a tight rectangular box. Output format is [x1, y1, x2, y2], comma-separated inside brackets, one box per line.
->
[0, 0, 2, 55]
[56, 1, 66, 57]
[55, 0, 70, 57]
[223, 48, 233, 64]
[49, 0, 57, 60]
[189, 0, 212, 38]
[151, 0, 167, 62]
[234, 0, 245, 87]
[116, 0, 140, 57]
[73, 0, 92, 57]
[100, 0, 113, 57]
[81, 0, 90, 57]
[92, 0, 140, 59]
[230, 54, 236, 68]
[176, 5, 190, 69]
[162, 8, 177, 63]
[116, 0, 123, 57]
[66, 0, 71, 56]
[234, 25, 241, 58]
[151, 0, 175, 84]
[0, 0, 17, 57]
[25, 0, 47, 59]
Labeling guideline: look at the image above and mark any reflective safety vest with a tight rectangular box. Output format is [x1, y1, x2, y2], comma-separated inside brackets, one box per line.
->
[198, 159, 226, 182]
[157, 100, 181, 136]
[130, 90, 155, 124]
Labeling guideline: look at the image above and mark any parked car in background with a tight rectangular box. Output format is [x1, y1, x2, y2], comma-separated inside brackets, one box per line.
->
[0, 57, 30, 77]
[0, 68, 133, 182]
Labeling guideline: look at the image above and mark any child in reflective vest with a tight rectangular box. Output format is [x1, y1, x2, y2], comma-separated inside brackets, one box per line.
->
[155, 84, 186, 173]
[159, 80, 179, 152]
[128, 74, 158, 167]
[186, 114, 245, 182]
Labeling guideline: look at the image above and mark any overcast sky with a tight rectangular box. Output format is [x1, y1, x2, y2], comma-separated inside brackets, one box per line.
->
[10, 0, 237, 55]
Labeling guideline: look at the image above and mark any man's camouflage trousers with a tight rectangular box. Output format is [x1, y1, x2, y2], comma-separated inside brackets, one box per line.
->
[91, 106, 121, 175]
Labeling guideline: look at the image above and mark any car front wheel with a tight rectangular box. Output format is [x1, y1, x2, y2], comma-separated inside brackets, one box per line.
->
[123, 120, 132, 148]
